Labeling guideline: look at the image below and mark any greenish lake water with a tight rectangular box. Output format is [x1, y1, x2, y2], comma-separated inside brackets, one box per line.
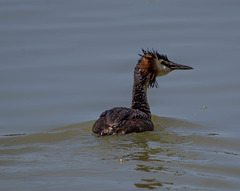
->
[1, 0, 240, 190]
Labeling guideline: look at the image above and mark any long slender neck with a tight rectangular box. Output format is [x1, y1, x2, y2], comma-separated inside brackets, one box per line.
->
[131, 64, 151, 118]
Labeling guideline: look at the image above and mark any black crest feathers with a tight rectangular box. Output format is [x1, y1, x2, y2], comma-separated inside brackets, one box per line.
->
[139, 48, 169, 62]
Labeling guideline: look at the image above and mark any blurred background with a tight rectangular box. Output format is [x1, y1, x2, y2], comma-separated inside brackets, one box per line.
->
[1, 0, 239, 134]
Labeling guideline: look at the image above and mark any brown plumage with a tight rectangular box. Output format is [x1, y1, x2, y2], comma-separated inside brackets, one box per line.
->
[92, 49, 193, 135]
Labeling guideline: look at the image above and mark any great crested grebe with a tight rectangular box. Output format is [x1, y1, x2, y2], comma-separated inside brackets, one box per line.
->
[92, 49, 193, 135]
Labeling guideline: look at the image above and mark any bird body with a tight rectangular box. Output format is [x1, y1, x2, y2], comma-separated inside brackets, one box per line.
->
[92, 49, 192, 135]
[92, 107, 153, 135]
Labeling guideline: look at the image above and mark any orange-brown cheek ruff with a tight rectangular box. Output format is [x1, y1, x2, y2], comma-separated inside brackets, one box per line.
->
[92, 49, 193, 135]
[139, 56, 159, 88]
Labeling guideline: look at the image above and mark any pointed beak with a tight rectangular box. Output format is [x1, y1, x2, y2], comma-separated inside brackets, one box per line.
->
[168, 62, 193, 70]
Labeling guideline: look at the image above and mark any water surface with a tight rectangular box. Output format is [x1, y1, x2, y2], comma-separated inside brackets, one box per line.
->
[1, 0, 240, 190]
